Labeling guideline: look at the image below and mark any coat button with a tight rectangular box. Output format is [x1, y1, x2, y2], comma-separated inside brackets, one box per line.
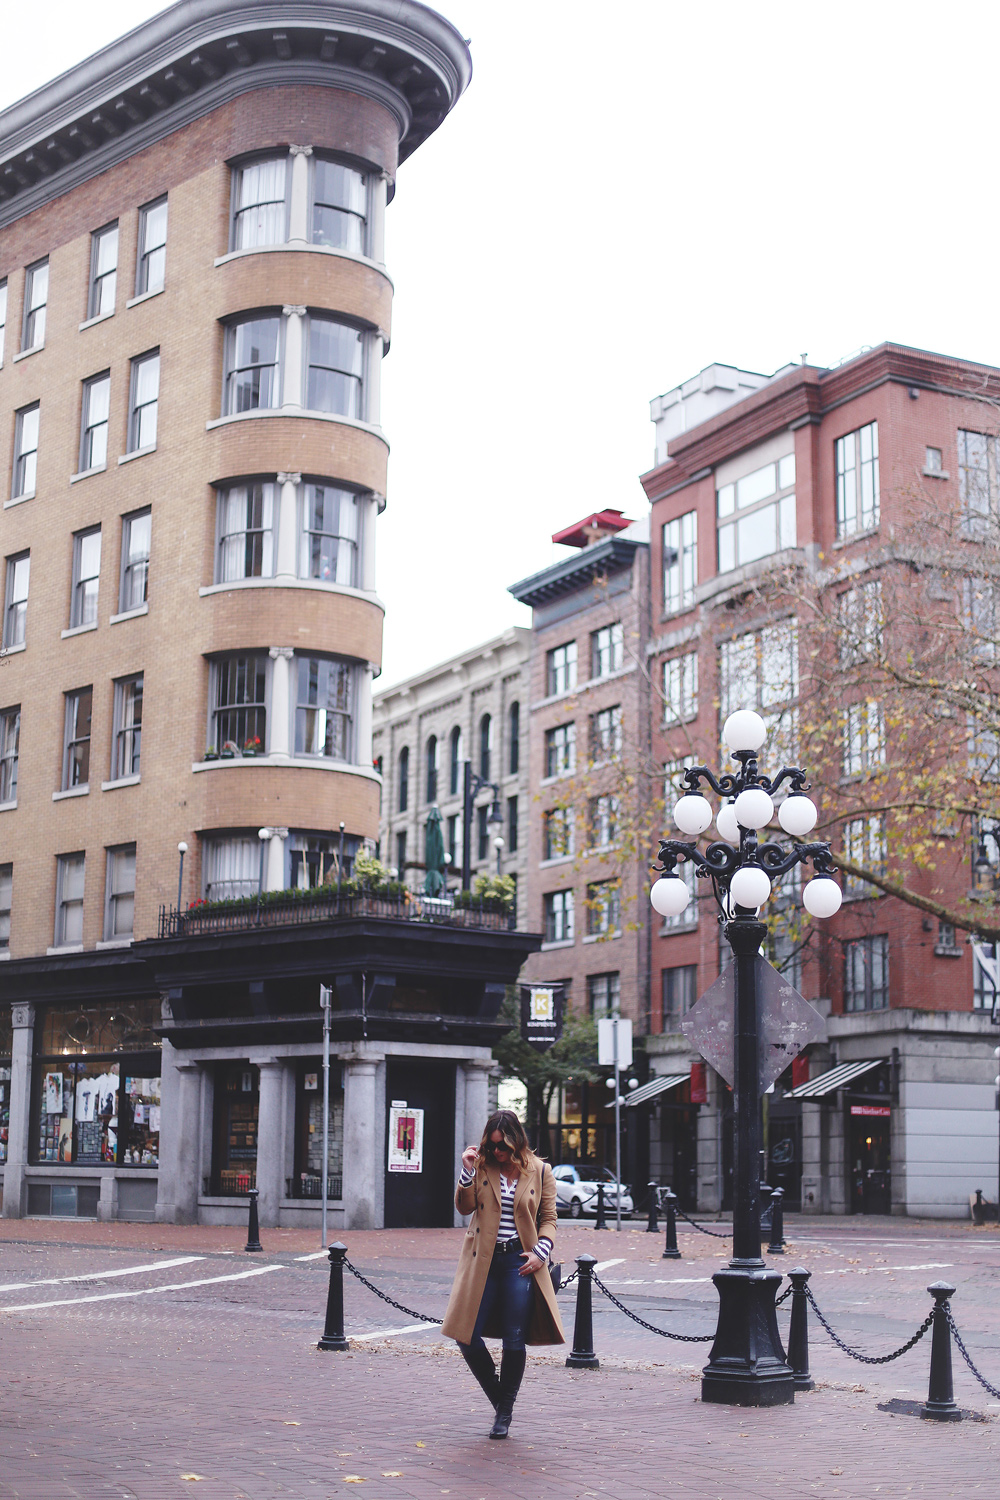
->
[476, 1227, 480, 1233]
[473, 1251, 476, 1257]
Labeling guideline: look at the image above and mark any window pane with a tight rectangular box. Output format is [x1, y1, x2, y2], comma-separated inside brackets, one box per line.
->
[227, 319, 280, 413]
[735, 504, 777, 565]
[234, 158, 287, 248]
[736, 463, 776, 509]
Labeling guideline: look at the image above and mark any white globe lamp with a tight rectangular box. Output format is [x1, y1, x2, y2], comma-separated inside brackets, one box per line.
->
[729, 864, 772, 909]
[802, 875, 843, 918]
[778, 794, 818, 837]
[723, 709, 768, 753]
[673, 794, 713, 836]
[733, 786, 774, 830]
[650, 876, 691, 918]
[716, 802, 741, 844]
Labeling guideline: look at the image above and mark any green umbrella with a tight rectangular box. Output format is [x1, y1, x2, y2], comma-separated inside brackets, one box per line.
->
[423, 805, 446, 896]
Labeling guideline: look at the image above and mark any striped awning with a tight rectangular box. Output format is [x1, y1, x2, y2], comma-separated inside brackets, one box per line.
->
[623, 1073, 689, 1107]
[787, 1058, 887, 1099]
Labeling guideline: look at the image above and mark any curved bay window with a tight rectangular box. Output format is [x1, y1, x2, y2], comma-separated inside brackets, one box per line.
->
[212, 654, 267, 755]
[225, 316, 280, 414]
[299, 483, 359, 584]
[294, 654, 355, 761]
[288, 830, 360, 889]
[232, 156, 288, 250]
[311, 157, 367, 253]
[306, 316, 363, 418]
[30, 998, 161, 1169]
[217, 482, 276, 581]
[203, 836, 260, 900]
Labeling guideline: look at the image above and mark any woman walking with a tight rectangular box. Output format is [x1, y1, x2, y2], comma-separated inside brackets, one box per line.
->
[441, 1110, 565, 1439]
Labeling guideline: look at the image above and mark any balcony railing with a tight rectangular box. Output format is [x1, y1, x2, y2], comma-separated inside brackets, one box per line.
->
[158, 889, 516, 938]
[286, 1174, 343, 1200]
[203, 1170, 255, 1197]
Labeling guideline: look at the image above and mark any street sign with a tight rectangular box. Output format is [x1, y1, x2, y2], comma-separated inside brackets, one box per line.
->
[597, 1015, 633, 1069]
[520, 984, 564, 1051]
[681, 957, 827, 1093]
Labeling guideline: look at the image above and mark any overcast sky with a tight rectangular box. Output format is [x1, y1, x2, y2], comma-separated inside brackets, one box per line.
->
[4, 2, 1000, 685]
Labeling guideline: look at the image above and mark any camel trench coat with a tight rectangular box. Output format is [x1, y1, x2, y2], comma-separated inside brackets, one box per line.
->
[440, 1155, 566, 1346]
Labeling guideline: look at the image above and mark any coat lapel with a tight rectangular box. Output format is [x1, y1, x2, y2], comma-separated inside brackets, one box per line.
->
[483, 1161, 501, 1204]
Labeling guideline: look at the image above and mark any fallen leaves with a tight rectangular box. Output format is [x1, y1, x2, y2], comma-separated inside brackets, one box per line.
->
[381, 1473, 404, 1479]
[343, 1478, 367, 1485]
[415, 1441, 427, 1448]
[180, 1477, 205, 1484]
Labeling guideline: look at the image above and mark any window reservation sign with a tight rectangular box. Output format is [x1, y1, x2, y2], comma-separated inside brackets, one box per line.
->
[387, 1103, 424, 1172]
[520, 984, 564, 1052]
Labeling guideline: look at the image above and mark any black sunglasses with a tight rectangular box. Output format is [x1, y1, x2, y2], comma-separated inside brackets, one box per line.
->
[488, 1140, 514, 1156]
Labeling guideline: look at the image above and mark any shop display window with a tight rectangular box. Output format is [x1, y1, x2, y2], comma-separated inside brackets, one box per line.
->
[0, 1063, 11, 1165]
[209, 1062, 259, 1195]
[31, 998, 160, 1169]
[290, 1060, 344, 1199]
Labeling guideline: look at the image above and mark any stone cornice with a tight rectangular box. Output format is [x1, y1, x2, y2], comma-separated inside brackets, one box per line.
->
[0, 0, 472, 228]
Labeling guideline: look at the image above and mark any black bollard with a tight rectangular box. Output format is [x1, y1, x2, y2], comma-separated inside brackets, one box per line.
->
[318, 1242, 351, 1352]
[646, 1182, 660, 1233]
[921, 1281, 961, 1421]
[768, 1186, 786, 1255]
[565, 1253, 600, 1369]
[662, 1186, 681, 1259]
[760, 1182, 773, 1238]
[245, 1187, 263, 1253]
[594, 1181, 608, 1231]
[786, 1268, 813, 1391]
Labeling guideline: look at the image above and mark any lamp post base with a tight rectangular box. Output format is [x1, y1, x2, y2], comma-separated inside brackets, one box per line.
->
[701, 1265, 795, 1407]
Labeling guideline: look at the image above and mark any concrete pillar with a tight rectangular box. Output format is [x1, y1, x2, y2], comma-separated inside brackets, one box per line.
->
[366, 333, 384, 427]
[696, 1071, 723, 1212]
[282, 305, 306, 408]
[256, 1059, 285, 1227]
[2, 1002, 34, 1218]
[156, 1058, 202, 1223]
[361, 495, 379, 593]
[370, 171, 388, 264]
[463, 1062, 492, 1149]
[800, 1101, 823, 1213]
[274, 473, 301, 580]
[342, 1052, 384, 1229]
[268, 647, 294, 759]
[288, 145, 312, 242]
[264, 827, 287, 892]
[355, 666, 374, 768]
[98, 1174, 118, 1223]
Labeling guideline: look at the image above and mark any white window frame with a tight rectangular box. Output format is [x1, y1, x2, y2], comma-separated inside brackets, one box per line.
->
[844, 934, 889, 1012]
[88, 223, 118, 319]
[224, 316, 282, 415]
[298, 482, 360, 584]
[70, 527, 102, 629]
[591, 622, 623, 679]
[203, 836, 260, 901]
[211, 654, 269, 757]
[104, 844, 136, 941]
[55, 852, 86, 948]
[111, 674, 143, 781]
[0, 861, 10, 950]
[547, 640, 577, 696]
[21, 259, 48, 350]
[136, 197, 167, 296]
[545, 721, 576, 778]
[717, 454, 796, 574]
[128, 351, 160, 452]
[119, 509, 151, 613]
[590, 704, 623, 762]
[843, 700, 886, 779]
[663, 651, 698, 722]
[835, 421, 880, 539]
[230, 155, 290, 251]
[62, 687, 93, 790]
[663, 510, 698, 613]
[588, 794, 618, 850]
[543, 806, 574, 861]
[216, 482, 277, 582]
[13, 404, 39, 499]
[842, 814, 887, 899]
[587, 971, 620, 1016]
[3, 553, 29, 649]
[544, 888, 575, 943]
[80, 373, 111, 472]
[838, 580, 883, 667]
[310, 154, 369, 253]
[0, 706, 19, 804]
[304, 314, 365, 419]
[719, 619, 799, 761]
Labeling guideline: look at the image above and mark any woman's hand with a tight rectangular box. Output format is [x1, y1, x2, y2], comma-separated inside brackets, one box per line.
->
[518, 1249, 544, 1277]
[461, 1144, 479, 1173]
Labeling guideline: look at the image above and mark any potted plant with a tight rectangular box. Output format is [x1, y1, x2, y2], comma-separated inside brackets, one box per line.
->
[221, 740, 237, 760]
[243, 735, 262, 758]
[204, 746, 219, 761]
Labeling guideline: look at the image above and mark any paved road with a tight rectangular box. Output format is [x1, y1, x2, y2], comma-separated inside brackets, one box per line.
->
[0, 1216, 998, 1498]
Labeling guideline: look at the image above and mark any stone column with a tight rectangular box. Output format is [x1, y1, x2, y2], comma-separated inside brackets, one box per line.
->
[463, 1061, 493, 1149]
[365, 333, 384, 427]
[288, 145, 312, 242]
[282, 305, 306, 408]
[342, 1052, 384, 1229]
[361, 495, 379, 593]
[268, 647, 294, 759]
[274, 472, 301, 580]
[264, 828, 288, 892]
[256, 1059, 285, 1226]
[354, 666, 374, 768]
[2, 1002, 34, 1218]
[156, 1057, 202, 1223]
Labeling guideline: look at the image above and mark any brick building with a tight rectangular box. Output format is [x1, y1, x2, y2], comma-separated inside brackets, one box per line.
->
[642, 345, 1000, 1218]
[0, 1, 542, 1232]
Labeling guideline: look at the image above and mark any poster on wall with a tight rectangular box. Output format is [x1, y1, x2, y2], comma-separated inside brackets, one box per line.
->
[387, 1103, 424, 1173]
[519, 984, 564, 1052]
[43, 1072, 64, 1116]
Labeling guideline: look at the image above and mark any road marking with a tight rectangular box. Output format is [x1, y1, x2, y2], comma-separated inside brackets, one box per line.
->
[594, 1258, 626, 1273]
[817, 1263, 953, 1276]
[0, 1255, 205, 1293]
[294, 1251, 332, 1262]
[1, 1263, 284, 1312]
[351, 1322, 442, 1341]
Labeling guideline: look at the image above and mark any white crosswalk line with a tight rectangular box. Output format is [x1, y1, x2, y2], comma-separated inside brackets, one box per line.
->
[294, 1250, 331, 1262]
[594, 1257, 626, 1273]
[1, 1263, 284, 1312]
[351, 1322, 442, 1341]
[0, 1255, 205, 1293]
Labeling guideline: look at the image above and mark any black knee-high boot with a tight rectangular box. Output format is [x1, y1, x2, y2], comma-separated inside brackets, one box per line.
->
[489, 1348, 526, 1439]
[459, 1342, 500, 1409]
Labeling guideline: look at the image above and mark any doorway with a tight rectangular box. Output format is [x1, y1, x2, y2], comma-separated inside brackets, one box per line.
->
[383, 1059, 455, 1228]
[849, 1103, 891, 1213]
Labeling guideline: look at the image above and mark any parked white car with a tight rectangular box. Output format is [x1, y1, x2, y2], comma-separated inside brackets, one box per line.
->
[551, 1163, 633, 1218]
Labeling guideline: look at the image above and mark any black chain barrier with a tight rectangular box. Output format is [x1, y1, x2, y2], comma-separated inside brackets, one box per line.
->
[591, 1270, 715, 1343]
[559, 1269, 579, 1290]
[775, 1284, 793, 1306]
[673, 1204, 732, 1240]
[804, 1284, 933, 1365]
[344, 1258, 441, 1324]
[945, 1305, 1000, 1400]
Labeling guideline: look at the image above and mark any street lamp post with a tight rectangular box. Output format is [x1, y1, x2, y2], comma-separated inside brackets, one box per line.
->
[461, 761, 504, 891]
[649, 708, 842, 1407]
[176, 842, 188, 914]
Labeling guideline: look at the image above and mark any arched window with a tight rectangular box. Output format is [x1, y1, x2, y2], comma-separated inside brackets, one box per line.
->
[426, 734, 438, 804]
[509, 701, 520, 776]
[450, 725, 462, 795]
[398, 746, 409, 813]
[479, 714, 492, 782]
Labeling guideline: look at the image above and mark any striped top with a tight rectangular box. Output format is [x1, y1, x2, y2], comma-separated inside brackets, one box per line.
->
[459, 1165, 552, 1261]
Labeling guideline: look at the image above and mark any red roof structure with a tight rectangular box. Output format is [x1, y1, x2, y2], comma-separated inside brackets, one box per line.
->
[551, 509, 633, 549]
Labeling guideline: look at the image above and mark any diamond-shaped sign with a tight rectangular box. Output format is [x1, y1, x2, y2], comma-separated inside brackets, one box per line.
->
[681, 956, 827, 1093]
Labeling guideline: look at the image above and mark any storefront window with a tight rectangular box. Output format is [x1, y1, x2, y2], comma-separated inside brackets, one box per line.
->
[1, 1004, 12, 1164]
[31, 998, 160, 1168]
[209, 1062, 259, 1195]
[290, 1061, 343, 1198]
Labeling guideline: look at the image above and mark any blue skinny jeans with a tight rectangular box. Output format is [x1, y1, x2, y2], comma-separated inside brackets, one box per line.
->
[464, 1246, 535, 1353]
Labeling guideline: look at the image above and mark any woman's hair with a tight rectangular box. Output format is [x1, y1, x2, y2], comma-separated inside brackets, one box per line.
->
[477, 1109, 534, 1171]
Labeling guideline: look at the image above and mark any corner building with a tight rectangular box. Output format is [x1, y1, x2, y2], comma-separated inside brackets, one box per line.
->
[0, 1, 489, 1228]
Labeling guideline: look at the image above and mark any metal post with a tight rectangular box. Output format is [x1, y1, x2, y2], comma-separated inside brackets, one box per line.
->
[565, 1253, 599, 1369]
[320, 984, 332, 1249]
[337, 821, 345, 898]
[921, 1281, 961, 1421]
[176, 841, 187, 915]
[594, 1181, 608, 1231]
[702, 917, 794, 1406]
[461, 761, 472, 891]
[245, 1187, 262, 1253]
[317, 1243, 350, 1351]
[768, 1187, 785, 1255]
[786, 1268, 814, 1391]
[646, 1182, 660, 1233]
[613, 1015, 622, 1232]
[662, 1186, 681, 1259]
